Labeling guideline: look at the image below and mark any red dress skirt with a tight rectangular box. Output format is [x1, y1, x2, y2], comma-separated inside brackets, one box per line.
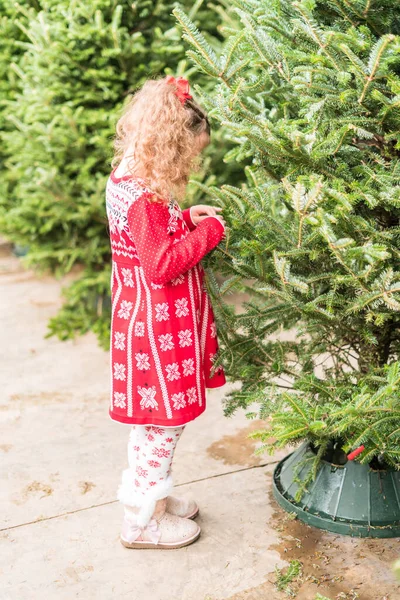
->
[105, 169, 226, 427]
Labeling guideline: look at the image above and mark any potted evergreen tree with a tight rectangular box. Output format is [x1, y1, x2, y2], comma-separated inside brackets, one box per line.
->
[174, 0, 400, 537]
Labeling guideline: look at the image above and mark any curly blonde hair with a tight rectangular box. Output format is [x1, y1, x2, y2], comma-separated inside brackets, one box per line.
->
[111, 77, 210, 204]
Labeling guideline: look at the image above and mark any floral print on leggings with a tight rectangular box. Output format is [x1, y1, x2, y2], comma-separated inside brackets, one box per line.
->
[127, 424, 185, 496]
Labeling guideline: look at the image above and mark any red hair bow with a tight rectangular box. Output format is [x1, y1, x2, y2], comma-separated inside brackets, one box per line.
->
[165, 75, 193, 104]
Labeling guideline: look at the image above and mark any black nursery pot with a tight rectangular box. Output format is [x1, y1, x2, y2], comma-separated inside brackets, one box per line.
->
[273, 441, 400, 538]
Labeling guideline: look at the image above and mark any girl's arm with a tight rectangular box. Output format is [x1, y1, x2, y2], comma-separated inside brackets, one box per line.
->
[181, 207, 197, 232]
[127, 192, 225, 285]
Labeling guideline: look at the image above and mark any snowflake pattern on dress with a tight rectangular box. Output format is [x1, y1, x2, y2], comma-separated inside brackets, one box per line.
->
[106, 191, 131, 235]
[178, 329, 192, 347]
[134, 321, 145, 337]
[170, 273, 185, 286]
[165, 362, 181, 381]
[186, 387, 197, 405]
[155, 302, 170, 321]
[158, 333, 174, 351]
[182, 358, 195, 376]
[135, 352, 151, 371]
[172, 232, 189, 245]
[175, 297, 189, 318]
[210, 322, 217, 338]
[114, 331, 126, 350]
[114, 363, 126, 381]
[138, 385, 158, 410]
[121, 267, 134, 287]
[107, 175, 227, 423]
[114, 392, 126, 408]
[118, 300, 133, 320]
[166, 198, 181, 235]
[172, 392, 186, 410]
[107, 209, 117, 234]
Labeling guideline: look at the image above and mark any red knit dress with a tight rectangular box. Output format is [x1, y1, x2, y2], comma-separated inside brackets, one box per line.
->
[105, 169, 227, 427]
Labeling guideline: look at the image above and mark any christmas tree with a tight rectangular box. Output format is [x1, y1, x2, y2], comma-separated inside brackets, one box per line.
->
[0, 0, 37, 207]
[173, 0, 400, 472]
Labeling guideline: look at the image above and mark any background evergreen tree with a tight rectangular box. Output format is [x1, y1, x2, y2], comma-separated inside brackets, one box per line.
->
[0, 1, 38, 209]
[0, 0, 238, 347]
[173, 0, 400, 472]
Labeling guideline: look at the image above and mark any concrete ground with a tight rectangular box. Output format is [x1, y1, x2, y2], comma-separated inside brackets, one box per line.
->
[1, 242, 399, 600]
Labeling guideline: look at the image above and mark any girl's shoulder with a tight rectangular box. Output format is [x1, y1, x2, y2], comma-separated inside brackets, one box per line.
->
[109, 170, 153, 202]
[124, 178, 153, 199]
[108, 169, 171, 210]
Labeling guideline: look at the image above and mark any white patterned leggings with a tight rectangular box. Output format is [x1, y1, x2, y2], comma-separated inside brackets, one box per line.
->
[118, 424, 185, 527]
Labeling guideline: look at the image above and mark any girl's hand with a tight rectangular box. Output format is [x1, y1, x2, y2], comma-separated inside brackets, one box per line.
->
[190, 205, 226, 236]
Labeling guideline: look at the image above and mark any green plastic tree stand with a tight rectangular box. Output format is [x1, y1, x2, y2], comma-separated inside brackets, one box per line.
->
[272, 442, 400, 538]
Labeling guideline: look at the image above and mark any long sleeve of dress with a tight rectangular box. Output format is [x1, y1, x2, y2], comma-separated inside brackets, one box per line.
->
[127, 192, 225, 285]
[181, 207, 197, 232]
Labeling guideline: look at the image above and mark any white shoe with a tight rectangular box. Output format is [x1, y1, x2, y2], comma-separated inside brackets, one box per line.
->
[120, 498, 201, 550]
[166, 495, 199, 519]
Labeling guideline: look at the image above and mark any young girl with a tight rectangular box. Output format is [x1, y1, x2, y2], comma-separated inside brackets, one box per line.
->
[105, 76, 227, 549]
